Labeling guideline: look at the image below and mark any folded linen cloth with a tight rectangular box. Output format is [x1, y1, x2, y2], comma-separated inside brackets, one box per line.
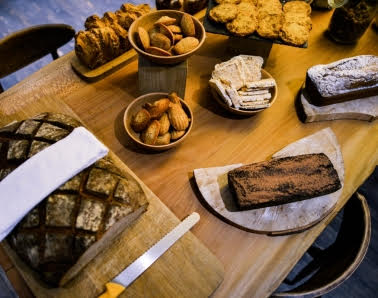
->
[0, 127, 108, 241]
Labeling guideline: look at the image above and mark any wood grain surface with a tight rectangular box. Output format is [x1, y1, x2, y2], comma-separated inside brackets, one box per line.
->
[0, 9, 377, 298]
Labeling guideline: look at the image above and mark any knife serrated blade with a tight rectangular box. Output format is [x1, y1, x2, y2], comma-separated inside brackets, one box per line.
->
[99, 212, 200, 298]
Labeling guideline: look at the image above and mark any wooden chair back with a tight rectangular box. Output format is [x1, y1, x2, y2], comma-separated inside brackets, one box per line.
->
[0, 24, 75, 83]
[272, 192, 371, 298]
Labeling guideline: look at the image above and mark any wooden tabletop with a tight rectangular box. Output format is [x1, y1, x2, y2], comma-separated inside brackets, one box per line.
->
[1, 9, 377, 298]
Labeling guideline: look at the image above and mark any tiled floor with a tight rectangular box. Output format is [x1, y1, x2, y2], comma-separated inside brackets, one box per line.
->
[0, 1, 377, 297]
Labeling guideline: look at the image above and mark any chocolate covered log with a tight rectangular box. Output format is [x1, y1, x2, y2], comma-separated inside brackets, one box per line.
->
[227, 153, 341, 210]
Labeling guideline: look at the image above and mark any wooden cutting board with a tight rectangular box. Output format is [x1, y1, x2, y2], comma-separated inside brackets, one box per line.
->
[0, 96, 224, 298]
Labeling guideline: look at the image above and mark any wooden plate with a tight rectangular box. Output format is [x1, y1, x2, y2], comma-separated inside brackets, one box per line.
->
[124, 92, 193, 151]
[194, 128, 344, 235]
[71, 49, 137, 82]
[210, 69, 278, 116]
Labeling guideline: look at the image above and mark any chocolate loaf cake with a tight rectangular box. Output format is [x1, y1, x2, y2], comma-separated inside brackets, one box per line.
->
[0, 113, 149, 286]
[227, 153, 341, 210]
[305, 55, 378, 106]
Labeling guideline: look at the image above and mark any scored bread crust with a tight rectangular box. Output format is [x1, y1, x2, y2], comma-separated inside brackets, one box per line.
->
[0, 112, 148, 286]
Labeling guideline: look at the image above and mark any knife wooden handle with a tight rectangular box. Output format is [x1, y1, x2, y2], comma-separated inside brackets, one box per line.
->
[98, 282, 125, 298]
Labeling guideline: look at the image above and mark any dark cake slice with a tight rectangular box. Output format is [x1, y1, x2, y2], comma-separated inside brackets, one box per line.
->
[227, 153, 341, 210]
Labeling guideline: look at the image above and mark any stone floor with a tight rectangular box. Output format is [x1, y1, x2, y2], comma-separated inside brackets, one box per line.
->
[0, 1, 377, 297]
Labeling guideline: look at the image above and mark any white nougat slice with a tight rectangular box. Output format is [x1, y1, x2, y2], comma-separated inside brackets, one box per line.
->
[212, 60, 244, 90]
[209, 79, 233, 107]
[225, 87, 242, 108]
[240, 92, 271, 102]
[238, 89, 270, 96]
[245, 78, 276, 89]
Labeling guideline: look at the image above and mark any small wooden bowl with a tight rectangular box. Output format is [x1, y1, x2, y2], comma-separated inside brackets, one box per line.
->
[124, 92, 193, 151]
[211, 69, 278, 116]
[128, 10, 206, 65]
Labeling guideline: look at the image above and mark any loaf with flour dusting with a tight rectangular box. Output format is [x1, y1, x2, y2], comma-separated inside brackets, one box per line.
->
[305, 55, 378, 106]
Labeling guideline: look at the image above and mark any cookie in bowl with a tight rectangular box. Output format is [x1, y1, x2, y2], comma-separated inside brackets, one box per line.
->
[124, 92, 193, 151]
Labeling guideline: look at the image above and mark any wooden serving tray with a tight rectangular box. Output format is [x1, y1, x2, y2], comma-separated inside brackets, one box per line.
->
[0, 96, 224, 298]
[71, 49, 137, 82]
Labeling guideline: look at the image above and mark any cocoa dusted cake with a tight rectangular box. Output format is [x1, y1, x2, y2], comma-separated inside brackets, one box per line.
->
[227, 153, 341, 210]
[0, 113, 148, 286]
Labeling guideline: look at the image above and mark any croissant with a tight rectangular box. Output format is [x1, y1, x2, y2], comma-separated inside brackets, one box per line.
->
[75, 3, 151, 69]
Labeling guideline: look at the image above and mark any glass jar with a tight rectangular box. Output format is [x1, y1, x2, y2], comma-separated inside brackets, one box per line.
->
[328, 0, 377, 43]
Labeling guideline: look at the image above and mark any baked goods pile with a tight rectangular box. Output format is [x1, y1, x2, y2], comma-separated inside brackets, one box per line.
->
[0, 113, 148, 286]
[137, 14, 200, 56]
[209, 55, 276, 110]
[209, 0, 312, 46]
[228, 153, 342, 210]
[305, 55, 378, 106]
[131, 93, 191, 145]
[75, 3, 151, 69]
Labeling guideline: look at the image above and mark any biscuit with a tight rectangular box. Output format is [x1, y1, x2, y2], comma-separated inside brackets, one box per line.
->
[279, 22, 309, 46]
[150, 32, 171, 50]
[283, 12, 312, 31]
[283, 1, 311, 16]
[225, 13, 257, 36]
[173, 37, 199, 54]
[257, 0, 282, 14]
[209, 4, 238, 23]
[181, 14, 196, 37]
[237, 2, 257, 14]
[137, 27, 150, 50]
[157, 23, 174, 43]
[146, 46, 172, 56]
[257, 12, 283, 39]
[155, 16, 177, 25]
[215, 0, 241, 4]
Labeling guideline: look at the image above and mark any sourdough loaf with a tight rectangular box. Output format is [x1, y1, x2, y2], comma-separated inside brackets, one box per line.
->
[0, 113, 148, 286]
[227, 153, 341, 210]
[306, 55, 378, 106]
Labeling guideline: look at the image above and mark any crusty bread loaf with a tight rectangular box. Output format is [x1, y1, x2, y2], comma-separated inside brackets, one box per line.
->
[306, 55, 378, 106]
[0, 113, 148, 286]
[227, 153, 341, 210]
[75, 3, 150, 69]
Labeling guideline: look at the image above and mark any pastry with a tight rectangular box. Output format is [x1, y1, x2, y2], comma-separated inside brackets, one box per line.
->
[257, 12, 283, 39]
[279, 21, 310, 46]
[305, 55, 378, 106]
[209, 4, 238, 23]
[75, 3, 151, 69]
[225, 12, 257, 37]
[228, 153, 342, 210]
[173, 37, 199, 54]
[0, 113, 148, 286]
[283, 0, 311, 16]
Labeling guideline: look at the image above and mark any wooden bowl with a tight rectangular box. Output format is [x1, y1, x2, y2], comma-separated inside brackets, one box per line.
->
[210, 69, 278, 116]
[128, 10, 206, 65]
[124, 92, 193, 151]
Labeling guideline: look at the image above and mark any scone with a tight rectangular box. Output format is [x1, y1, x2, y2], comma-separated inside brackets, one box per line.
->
[280, 22, 309, 46]
[226, 13, 257, 36]
[257, 12, 283, 39]
[283, 1, 311, 16]
[209, 3, 238, 23]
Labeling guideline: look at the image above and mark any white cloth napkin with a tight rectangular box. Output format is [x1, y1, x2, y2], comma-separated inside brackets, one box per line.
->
[0, 127, 109, 241]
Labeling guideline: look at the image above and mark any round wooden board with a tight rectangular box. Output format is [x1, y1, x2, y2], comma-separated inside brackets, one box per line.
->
[194, 128, 344, 235]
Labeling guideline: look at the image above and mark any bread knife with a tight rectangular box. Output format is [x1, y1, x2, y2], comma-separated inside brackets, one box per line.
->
[98, 212, 200, 298]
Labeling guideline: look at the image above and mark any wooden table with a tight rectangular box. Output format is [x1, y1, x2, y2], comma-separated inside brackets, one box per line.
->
[1, 9, 377, 298]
